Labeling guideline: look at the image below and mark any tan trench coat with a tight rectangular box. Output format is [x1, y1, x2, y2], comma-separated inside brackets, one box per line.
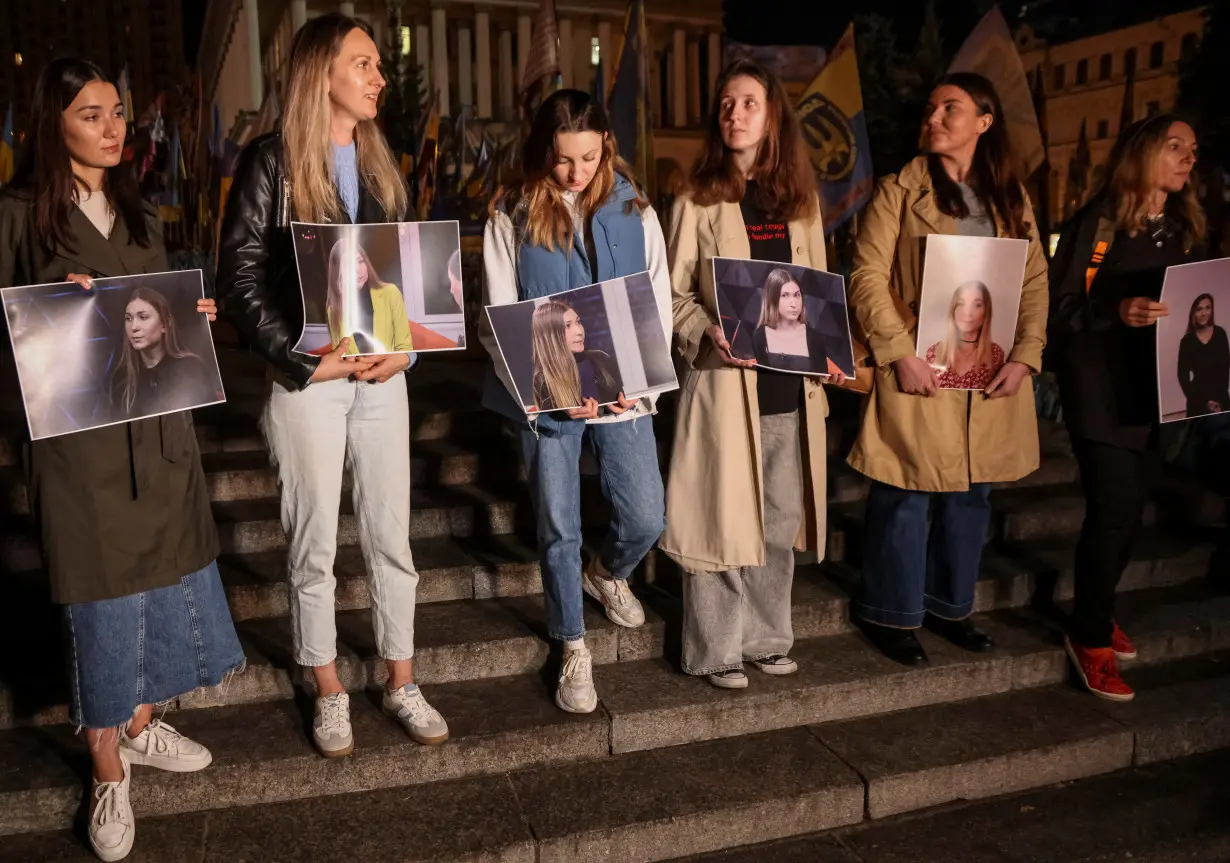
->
[659, 193, 830, 573]
[846, 157, 1050, 492]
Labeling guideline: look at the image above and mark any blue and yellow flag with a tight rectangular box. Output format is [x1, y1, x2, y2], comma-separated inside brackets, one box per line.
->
[0, 105, 13, 186]
[797, 24, 872, 234]
[607, 0, 654, 199]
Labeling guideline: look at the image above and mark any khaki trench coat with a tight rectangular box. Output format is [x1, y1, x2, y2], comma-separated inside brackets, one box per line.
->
[0, 191, 219, 604]
[846, 157, 1050, 492]
[659, 193, 830, 573]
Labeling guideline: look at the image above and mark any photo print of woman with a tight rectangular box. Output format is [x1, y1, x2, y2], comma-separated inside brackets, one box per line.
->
[1177, 293, 1230, 418]
[325, 233, 413, 355]
[531, 299, 623, 411]
[925, 280, 1006, 390]
[1156, 258, 1230, 423]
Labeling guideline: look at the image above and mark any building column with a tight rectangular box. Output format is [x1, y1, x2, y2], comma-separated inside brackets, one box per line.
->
[672, 28, 687, 127]
[598, 20, 613, 72]
[517, 14, 532, 86]
[458, 21, 473, 112]
[475, 10, 492, 118]
[498, 28, 514, 119]
[243, 0, 263, 111]
[416, 23, 431, 97]
[291, 0, 307, 32]
[559, 18, 573, 87]
[432, 4, 450, 115]
[708, 31, 722, 92]
[339, 0, 355, 17]
[687, 36, 701, 123]
[574, 21, 592, 93]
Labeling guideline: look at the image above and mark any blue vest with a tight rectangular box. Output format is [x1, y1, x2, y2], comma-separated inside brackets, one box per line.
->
[484, 175, 648, 422]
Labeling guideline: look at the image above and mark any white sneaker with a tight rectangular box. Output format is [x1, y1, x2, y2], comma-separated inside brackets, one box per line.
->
[555, 646, 598, 713]
[313, 692, 354, 758]
[582, 561, 646, 628]
[89, 752, 135, 862]
[750, 655, 798, 676]
[707, 669, 749, 689]
[118, 719, 212, 773]
[383, 684, 449, 745]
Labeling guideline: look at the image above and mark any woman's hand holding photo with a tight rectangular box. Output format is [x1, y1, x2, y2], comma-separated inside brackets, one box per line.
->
[66, 273, 94, 290]
[197, 298, 218, 322]
[983, 360, 1031, 399]
[606, 393, 637, 415]
[353, 352, 412, 384]
[824, 370, 848, 386]
[1119, 297, 1169, 328]
[893, 355, 939, 396]
[705, 323, 757, 368]
[567, 397, 601, 420]
[309, 337, 376, 384]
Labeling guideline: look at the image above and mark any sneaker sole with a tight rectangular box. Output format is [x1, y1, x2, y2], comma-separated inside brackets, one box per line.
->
[383, 706, 450, 745]
[751, 662, 798, 676]
[1064, 639, 1135, 702]
[554, 691, 598, 713]
[315, 738, 355, 758]
[119, 749, 214, 772]
[581, 576, 645, 629]
[707, 674, 749, 689]
[1113, 648, 1138, 661]
[91, 830, 135, 863]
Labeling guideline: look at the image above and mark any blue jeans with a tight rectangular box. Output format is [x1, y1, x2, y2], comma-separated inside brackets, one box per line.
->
[518, 412, 665, 641]
[855, 482, 992, 628]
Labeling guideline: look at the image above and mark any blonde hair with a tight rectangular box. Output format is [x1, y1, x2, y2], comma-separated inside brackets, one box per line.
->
[112, 287, 198, 413]
[933, 281, 994, 370]
[1105, 114, 1205, 248]
[756, 267, 805, 328]
[325, 235, 383, 334]
[282, 14, 407, 223]
[531, 300, 582, 409]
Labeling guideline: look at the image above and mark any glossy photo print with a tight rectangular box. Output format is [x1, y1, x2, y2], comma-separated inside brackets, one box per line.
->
[291, 220, 465, 356]
[1, 269, 225, 441]
[915, 234, 1029, 390]
[712, 258, 855, 377]
[484, 271, 677, 414]
[1157, 258, 1230, 424]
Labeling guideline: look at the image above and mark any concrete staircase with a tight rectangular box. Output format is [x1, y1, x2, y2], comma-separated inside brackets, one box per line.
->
[0, 348, 1227, 862]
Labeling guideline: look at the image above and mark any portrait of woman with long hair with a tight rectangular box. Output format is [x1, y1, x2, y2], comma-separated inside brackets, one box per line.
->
[750, 266, 830, 373]
[218, 13, 448, 760]
[324, 235, 413, 355]
[845, 72, 1048, 669]
[110, 286, 217, 419]
[530, 298, 622, 410]
[1177, 292, 1230, 418]
[925, 280, 1005, 389]
[0, 57, 241, 861]
[1047, 112, 1203, 701]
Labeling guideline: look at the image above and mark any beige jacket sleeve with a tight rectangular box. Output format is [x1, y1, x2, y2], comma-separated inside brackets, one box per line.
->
[667, 194, 716, 366]
[1008, 193, 1050, 373]
[848, 176, 915, 367]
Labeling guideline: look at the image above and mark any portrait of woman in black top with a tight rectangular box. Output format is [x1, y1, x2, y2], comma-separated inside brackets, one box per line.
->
[750, 266, 829, 373]
[1177, 292, 1230, 417]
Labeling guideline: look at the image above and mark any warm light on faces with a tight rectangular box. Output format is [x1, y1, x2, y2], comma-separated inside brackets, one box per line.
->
[922, 85, 991, 158]
[63, 80, 126, 179]
[719, 75, 769, 156]
[563, 309, 586, 352]
[777, 282, 803, 323]
[125, 299, 165, 353]
[1156, 122, 1198, 194]
[551, 130, 604, 192]
[329, 28, 386, 125]
[955, 289, 987, 336]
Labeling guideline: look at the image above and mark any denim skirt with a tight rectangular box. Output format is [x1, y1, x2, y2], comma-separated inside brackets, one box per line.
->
[63, 560, 245, 729]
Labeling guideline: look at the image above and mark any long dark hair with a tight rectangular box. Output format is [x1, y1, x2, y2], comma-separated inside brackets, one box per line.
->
[491, 88, 646, 251]
[111, 287, 198, 413]
[1187, 293, 1215, 335]
[11, 57, 150, 252]
[925, 72, 1030, 240]
[688, 59, 817, 223]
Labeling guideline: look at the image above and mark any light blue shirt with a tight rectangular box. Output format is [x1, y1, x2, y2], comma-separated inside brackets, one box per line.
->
[331, 141, 359, 222]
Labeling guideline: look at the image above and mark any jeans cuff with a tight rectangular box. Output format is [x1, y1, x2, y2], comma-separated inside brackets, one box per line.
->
[744, 649, 791, 662]
[296, 651, 340, 668]
[923, 595, 975, 620]
[379, 651, 415, 661]
[682, 660, 743, 676]
[853, 600, 924, 629]
[549, 628, 586, 642]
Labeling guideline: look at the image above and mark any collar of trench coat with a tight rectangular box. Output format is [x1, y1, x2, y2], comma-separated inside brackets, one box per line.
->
[660, 195, 832, 574]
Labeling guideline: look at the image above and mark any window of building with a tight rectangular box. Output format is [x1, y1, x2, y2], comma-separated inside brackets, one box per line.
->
[1124, 47, 1137, 76]
[1053, 63, 1065, 90]
[1099, 53, 1112, 80]
[1076, 58, 1088, 85]
[400, 26, 411, 57]
[1097, 119, 1109, 139]
[1150, 41, 1164, 68]
[1181, 33, 1198, 61]
[591, 36, 600, 66]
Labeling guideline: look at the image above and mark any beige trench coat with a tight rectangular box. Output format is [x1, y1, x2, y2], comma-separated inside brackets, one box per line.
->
[659, 193, 830, 573]
[846, 156, 1050, 492]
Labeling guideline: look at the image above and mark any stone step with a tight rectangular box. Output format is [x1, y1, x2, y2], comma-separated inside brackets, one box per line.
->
[1, 645, 1226, 850]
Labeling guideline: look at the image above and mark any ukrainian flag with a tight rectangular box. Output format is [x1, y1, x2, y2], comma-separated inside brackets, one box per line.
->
[607, 0, 654, 199]
[797, 24, 873, 234]
[0, 105, 13, 186]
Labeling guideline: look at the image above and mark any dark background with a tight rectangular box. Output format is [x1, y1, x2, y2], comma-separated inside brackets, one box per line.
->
[3, 270, 222, 439]
[714, 259, 856, 376]
[624, 272, 676, 392]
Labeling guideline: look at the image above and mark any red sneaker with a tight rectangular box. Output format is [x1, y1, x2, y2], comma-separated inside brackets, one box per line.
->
[1065, 636, 1135, 702]
[1111, 621, 1137, 661]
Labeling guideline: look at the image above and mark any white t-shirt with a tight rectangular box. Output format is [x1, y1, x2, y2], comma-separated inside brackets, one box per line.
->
[76, 189, 116, 239]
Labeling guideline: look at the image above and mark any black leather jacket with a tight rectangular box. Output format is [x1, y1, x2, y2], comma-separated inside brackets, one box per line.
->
[216, 131, 401, 389]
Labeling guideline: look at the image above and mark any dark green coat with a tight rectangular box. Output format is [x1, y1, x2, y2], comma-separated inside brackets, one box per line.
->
[0, 190, 219, 604]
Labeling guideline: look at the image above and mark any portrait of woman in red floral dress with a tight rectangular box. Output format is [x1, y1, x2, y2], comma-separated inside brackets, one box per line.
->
[925, 280, 1006, 389]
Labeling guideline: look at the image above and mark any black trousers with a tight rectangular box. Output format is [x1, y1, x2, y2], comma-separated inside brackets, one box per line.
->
[1071, 438, 1149, 647]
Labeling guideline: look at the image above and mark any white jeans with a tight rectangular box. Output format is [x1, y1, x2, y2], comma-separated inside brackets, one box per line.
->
[261, 373, 418, 666]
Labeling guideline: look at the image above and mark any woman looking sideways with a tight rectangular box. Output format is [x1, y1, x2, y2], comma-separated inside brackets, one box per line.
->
[481, 88, 670, 713]
[662, 59, 842, 690]
[324, 235, 414, 355]
[925, 280, 1005, 390]
[1177, 293, 1229, 418]
[0, 58, 243, 862]
[530, 298, 623, 410]
[846, 72, 1049, 667]
[1047, 114, 1203, 701]
[217, 14, 447, 757]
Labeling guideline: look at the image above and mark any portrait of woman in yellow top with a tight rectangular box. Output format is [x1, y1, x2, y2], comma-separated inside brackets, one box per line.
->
[325, 234, 414, 355]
